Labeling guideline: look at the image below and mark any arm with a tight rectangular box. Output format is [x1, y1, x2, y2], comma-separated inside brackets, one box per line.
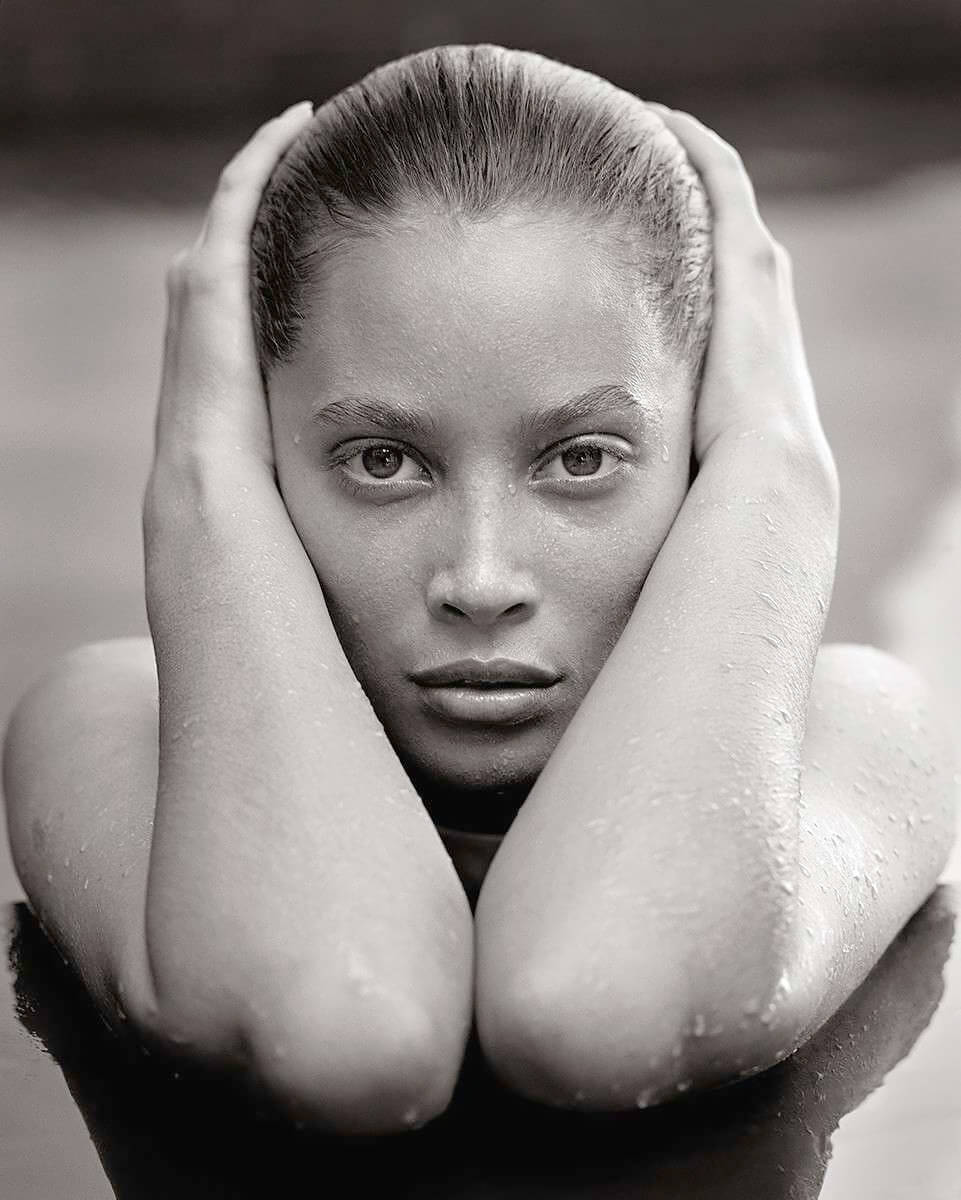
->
[6, 107, 474, 1134]
[146, 109, 475, 1130]
[476, 432, 834, 1105]
[474, 111, 953, 1108]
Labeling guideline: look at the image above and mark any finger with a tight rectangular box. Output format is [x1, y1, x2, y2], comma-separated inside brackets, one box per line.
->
[198, 101, 314, 256]
[654, 108, 776, 258]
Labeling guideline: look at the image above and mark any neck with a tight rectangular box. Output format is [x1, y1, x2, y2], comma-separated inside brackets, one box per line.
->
[400, 762, 535, 836]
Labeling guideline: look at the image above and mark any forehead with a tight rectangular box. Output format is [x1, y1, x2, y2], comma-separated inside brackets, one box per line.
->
[282, 210, 681, 423]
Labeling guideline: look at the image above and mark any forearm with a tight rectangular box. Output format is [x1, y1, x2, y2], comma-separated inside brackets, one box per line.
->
[477, 429, 838, 1094]
[143, 454, 472, 1055]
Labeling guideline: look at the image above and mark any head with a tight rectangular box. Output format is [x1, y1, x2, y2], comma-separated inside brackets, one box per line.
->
[251, 44, 712, 831]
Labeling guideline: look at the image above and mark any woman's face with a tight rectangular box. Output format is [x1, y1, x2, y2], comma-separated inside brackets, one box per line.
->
[268, 210, 695, 826]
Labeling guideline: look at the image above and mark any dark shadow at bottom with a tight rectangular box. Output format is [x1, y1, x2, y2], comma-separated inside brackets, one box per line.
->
[6, 884, 956, 1199]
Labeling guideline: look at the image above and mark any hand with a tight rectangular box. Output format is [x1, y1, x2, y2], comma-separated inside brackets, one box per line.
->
[651, 105, 837, 486]
[151, 102, 314, 482]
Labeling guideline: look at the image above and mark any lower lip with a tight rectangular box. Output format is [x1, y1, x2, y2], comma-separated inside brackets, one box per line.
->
[417, 684, 556, 726]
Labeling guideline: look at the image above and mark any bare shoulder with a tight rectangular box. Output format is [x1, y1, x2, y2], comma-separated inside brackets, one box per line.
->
[2, 637, 160, 1021]
[4, 637, 157, 802]
[808, 642, 957, 802]
[774, 643, 959, 1042]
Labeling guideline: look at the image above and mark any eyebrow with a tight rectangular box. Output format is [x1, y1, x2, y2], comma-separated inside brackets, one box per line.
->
[309, 383, 644, 440]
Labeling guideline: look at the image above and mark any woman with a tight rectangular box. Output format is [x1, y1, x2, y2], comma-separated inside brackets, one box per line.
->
[3, 44, 956, 1134]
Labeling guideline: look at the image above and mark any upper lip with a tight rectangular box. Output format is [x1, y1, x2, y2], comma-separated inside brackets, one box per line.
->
[410, 658, 561, 687]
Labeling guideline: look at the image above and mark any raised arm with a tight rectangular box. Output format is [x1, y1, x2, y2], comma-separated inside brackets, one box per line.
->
[474, 110, 955, 1107]
[5, 106, 473, 1134]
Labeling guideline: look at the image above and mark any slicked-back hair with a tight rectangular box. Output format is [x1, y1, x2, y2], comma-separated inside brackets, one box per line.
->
[250, 44, 713, 382]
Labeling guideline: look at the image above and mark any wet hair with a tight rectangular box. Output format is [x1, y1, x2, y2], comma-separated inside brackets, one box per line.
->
[250, 43, 712, 382]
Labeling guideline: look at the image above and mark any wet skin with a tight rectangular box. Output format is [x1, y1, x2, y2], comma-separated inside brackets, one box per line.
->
[268, 210, 695, 828]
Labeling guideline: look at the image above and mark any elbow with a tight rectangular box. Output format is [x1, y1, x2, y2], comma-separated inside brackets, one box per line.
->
[476, 956, 692, 1110]
[245, 992, 459, 1135]
[126, 966, 462, 1135]
[476, 956, 806, 1112]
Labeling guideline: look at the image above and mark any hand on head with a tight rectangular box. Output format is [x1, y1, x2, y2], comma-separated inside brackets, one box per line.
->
[649, 104, 836, 489]
[153, 102, 314, 480]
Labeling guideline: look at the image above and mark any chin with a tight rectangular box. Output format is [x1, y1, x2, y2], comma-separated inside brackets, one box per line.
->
[394, 737, 548, 834]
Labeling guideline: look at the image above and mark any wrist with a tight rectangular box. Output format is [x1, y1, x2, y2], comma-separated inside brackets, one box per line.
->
[145, 446, 276, 527]
[704, 420, 839, 517]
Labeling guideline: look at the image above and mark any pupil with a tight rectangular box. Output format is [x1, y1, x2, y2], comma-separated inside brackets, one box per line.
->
[363, 446, 402, 478]
[562, 445, 602, 476]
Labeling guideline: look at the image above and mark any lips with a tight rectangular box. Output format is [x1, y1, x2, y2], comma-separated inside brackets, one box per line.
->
[410, 658, 561, 688]
[409, 658, 562, 726]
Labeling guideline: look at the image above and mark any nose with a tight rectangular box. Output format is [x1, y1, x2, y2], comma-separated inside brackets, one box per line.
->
[426, 498, 540, 629]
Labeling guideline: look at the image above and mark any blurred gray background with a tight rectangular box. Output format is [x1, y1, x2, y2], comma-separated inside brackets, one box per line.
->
[3, 0, 961, 898]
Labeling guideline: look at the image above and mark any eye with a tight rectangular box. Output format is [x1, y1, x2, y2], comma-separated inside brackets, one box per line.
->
[331, 440, 431, 495]
[533, 437, 630, 484]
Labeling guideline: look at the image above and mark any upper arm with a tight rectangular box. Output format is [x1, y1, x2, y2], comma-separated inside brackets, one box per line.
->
[2, 638, 161, 1031]
[3, 639, 465, 1132]
[475, 642, 958, 1108]
[790, 642, 958, 1040]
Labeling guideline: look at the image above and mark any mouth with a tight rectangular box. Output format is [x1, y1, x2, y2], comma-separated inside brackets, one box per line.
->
[409, 658, 562, 726]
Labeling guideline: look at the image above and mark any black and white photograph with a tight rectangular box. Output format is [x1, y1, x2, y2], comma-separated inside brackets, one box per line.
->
[1, 3, 959, 1196]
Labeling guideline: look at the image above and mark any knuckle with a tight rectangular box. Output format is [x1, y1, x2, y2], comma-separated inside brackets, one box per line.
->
[717, 140, 746, 175]
[217, 158, 248, 194]
[171, 251, 220, 296]
[773, 240, 792, 268]
[164, 249, 190, 290]
[750, 237, 780, 276]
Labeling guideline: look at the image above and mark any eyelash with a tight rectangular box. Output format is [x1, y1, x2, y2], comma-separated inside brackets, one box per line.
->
[328, 436, 634, 499]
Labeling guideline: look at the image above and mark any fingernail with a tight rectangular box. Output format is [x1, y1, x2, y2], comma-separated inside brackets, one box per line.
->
[646, 101, 670, 116]
[286, 100, 314, 117]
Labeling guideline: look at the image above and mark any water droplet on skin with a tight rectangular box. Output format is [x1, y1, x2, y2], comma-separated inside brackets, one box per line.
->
[660, 444, 670, 462]
[79, 841, 88, 854]
[63, 856, 70, 868]
[46, 872, 53, 883]
[293, 431, 302, 446]
[506, 482, 516, 495]
[83, 878, 89, 890]
[757, 591, 779, 611]
[779, 879, 795, 895]
[920, 813, 934, 823]
[676, 1079, 692, 1093]
[692, 1012, 707, 1037]
[635, 1087, 656, 1108]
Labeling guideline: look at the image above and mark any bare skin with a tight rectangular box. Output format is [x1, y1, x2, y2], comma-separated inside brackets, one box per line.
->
[3, 102, 957, 1132]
